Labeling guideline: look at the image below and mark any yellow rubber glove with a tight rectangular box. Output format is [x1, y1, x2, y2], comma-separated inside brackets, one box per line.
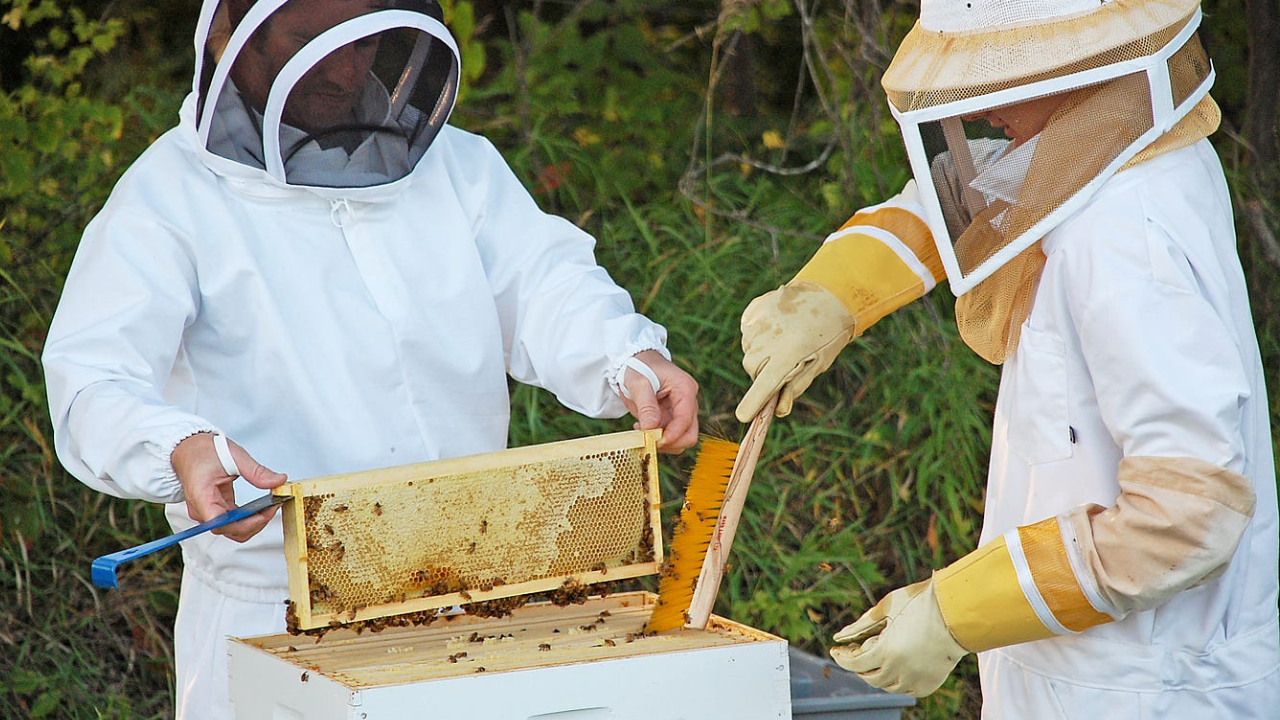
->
[736, 281, 856, 422]
[829, 578, 967, 698]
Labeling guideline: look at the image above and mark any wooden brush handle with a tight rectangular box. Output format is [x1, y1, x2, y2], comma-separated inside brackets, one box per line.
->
[685, 396, 777, 629]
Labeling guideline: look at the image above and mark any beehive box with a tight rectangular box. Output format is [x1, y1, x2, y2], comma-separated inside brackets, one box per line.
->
[230, 430, 792, 718]
[229, 592, 791, 719]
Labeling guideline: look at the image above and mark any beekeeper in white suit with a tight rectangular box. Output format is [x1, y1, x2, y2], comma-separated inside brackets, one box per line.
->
[735, 0, 1279, 716]
[42, 1, 699, 717]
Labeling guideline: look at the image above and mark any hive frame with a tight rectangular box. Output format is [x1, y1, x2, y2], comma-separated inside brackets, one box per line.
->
[276, 430, 664, 630]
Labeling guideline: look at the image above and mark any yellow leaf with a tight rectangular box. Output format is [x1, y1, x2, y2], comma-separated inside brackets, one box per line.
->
[573, 127, 601, 147]
[762, 130, 785, 149]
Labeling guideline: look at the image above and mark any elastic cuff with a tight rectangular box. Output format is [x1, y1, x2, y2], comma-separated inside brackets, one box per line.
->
[162, 426, 218, 501]
[607, 345, 669, 395]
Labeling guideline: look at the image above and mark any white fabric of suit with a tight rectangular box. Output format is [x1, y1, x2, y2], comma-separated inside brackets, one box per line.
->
[977, 139, 1280, 719]
[42, 90, 667, 718]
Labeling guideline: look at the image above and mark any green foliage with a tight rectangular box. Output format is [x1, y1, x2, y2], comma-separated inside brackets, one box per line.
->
[1, 2, 183, 717]
[0, 2, 1275, 720]
[719, 0, 791, 34]
[453, 1, 704, 211]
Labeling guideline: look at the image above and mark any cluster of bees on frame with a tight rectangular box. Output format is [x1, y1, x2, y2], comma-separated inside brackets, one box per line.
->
[284, 574, 652, 641]
[436, 608, 654, 675]
[284, 447, 661, 640]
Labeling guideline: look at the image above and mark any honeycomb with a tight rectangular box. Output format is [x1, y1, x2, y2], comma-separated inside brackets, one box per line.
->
[283, 431, 661, 630]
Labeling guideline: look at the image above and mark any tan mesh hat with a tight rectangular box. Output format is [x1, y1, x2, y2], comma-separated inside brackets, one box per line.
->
[882, 0, 1200, 114]
[881, 0, 1214, 304]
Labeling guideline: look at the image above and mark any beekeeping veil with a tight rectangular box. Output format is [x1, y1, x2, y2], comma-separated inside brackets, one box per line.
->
[192, 0, 460, 189]
[883, 0, 1218, 363]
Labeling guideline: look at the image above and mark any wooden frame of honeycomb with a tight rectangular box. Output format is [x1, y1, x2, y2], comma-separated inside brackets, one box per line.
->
[275, 430, 663, 631]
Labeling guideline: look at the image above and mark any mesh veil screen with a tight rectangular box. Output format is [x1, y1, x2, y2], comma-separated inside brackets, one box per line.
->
[929, 35, 1212, 363]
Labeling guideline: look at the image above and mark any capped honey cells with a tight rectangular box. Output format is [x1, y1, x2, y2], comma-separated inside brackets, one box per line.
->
[279, 431, 663, 632]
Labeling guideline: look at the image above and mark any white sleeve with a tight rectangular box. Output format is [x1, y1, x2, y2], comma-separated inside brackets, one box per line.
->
[467, 138, 668, 419]
[1062, 208, 1255, 614]
[42, 206, 213, 503]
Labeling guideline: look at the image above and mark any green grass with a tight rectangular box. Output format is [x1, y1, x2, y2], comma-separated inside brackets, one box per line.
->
[1, 5, 1277, 719]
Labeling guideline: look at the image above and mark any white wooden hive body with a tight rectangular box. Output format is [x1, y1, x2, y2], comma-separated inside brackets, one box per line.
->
[230, 592, 792, 719]
[231, 431, 792, 718]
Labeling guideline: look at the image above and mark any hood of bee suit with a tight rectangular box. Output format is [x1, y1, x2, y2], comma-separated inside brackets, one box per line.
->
[880, 0, 1217, 362]
[191, 0, 461, 190]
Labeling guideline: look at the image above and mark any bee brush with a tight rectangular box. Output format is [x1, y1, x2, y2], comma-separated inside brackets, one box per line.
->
[645, 395, 777, 632]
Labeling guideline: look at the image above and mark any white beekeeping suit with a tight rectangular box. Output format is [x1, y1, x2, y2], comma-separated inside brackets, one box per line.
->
[42, 1, 694, 717]
[735, 0, 1279, 717]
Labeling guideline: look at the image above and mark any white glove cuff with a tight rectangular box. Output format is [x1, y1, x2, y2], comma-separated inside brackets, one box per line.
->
[212, 432, 241, 477]
[617, 355, 662, 400]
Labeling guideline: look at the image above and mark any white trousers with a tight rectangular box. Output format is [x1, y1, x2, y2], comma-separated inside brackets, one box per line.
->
[173, 568, 288, 720]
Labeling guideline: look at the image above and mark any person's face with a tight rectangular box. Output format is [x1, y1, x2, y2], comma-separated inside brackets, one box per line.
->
[965, 93, 1068, 147]
[230, 0, 384, 134]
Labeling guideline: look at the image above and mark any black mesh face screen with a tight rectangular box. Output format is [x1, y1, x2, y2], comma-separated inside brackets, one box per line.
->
[198, 0, 459, 187]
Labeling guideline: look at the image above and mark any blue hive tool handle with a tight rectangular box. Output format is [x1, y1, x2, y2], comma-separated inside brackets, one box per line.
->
[91, 493, 289, 589]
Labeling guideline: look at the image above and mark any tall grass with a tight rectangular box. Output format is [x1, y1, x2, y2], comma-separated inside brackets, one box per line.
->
[1, 4, 1275, 720]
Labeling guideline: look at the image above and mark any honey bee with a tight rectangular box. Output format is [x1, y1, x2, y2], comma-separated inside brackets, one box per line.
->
[300, 672, 310, 682]
[538, 643, 552, 651]
[373, 503, 383, 516]
[479, 519, 488, 534]
[603, 639, 616, 647]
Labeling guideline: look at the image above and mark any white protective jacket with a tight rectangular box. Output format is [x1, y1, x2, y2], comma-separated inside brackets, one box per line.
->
[43, 90, 668, 716]
[977, 139, 1280, 718]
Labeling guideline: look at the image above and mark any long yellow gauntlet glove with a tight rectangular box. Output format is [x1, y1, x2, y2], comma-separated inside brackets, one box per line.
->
[736, 183, 944, 422]
[830, 456, 1255, 698]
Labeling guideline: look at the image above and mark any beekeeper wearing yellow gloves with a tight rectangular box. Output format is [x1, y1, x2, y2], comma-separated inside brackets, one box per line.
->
[736, 0, 1279, 716]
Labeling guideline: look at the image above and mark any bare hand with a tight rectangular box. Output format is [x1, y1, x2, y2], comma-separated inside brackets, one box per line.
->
[619, 350, 699, 453]
[171, 432, 288, 543]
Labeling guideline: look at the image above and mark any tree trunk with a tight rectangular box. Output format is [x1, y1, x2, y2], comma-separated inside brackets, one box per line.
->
[1242, 0, 1280, 271]
[717, 0, 759, 118]
[1244, 0, 1280, 180]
